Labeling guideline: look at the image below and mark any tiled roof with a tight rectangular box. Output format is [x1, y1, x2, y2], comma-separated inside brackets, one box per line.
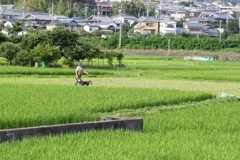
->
[188, 17, 201, 22]
[138, 16, 160, 23]
[56, 20, 81, 27]
[19, 12, 53, 21]
[215, 12, 233, 20]
[2, 10, 21, 16]
[111, 14, 137, 20]
[186, 22, 204, 29]
[87, 15, 113, 22]
[202, 28, 219, 37]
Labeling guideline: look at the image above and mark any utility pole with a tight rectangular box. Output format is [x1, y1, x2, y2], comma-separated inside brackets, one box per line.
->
[23, 0, 26, 17]
[84, 4, 88, 20]
[147, 4, 149, 17]
[226, 11, 228, 30]
[159, 7, 161, 35]
[239, 14, 240, 34]
[97, 4, 99, 25]
[93, 8, 97, 23]
[219, 21, 222, 42]
[168, 39, 170, 55]
[119, 1, 123, 48]
[51, 0, 54, 27]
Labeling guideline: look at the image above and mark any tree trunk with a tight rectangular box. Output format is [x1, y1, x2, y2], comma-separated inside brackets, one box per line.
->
[67, 0, 73, 10]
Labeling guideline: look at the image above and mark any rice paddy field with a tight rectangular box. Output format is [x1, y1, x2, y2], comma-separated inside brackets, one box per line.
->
[0, 55, 240, 159]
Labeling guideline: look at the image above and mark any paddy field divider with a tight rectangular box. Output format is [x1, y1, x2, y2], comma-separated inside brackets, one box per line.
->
[0, 117, 143, 143]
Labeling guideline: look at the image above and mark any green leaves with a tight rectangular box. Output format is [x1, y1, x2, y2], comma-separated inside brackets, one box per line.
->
[0, 42, 20, 65]
[30, 44, 61, 64]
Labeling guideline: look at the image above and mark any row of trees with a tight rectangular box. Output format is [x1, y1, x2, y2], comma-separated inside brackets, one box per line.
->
[80, 33, 240, 51]
[8, 0, 97, 18]
[3, 0, 149, 18]
[1, 25, 240, 67]
[0, 27, 123, 67]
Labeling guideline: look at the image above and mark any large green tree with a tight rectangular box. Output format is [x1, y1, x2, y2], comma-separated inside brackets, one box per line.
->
[8, 21, 23, 36]
[0, 32, 8, 44]
[112, 0, 147, 17]
[47, 27, 78, 61]
[30, 44, 61, 65]
[0, 42, 20, 65]
[55, 0, 66, 15]
[228, 18, 239, 34]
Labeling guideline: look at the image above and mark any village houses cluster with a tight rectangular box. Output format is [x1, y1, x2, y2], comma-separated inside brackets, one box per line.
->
[1, 0, 240, 37]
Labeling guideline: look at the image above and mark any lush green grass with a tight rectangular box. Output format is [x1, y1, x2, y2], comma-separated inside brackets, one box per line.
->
[0, 66, 113, 77]
[0, 99, 239, 160]
[0, 55, 240, 159]
[1, 57, 240, 82]
[0, 83, 214, 129]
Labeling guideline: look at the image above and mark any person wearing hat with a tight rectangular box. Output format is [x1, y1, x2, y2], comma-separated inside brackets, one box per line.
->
[76, 62, 89, 82]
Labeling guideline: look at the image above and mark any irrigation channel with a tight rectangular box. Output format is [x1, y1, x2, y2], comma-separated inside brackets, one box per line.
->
[0, 117, 143, 143]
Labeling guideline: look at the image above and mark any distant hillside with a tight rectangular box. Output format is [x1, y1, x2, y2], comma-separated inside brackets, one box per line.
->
[1, 0, 96, 17]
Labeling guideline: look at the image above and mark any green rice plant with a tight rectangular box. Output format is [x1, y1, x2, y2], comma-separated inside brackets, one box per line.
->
[0, 100, 239, 160]
[0, 66, 114, 77]
[1, 57, 240, 82]
[0, 83, 215, 129]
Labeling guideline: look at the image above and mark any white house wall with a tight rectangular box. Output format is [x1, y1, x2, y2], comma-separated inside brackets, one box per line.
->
[160, 22, 177, 35]
[83, 25, 99, 32]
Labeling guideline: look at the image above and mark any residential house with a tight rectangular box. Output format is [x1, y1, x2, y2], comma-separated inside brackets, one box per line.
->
[85, 15, 113, 24]
[185, 10, 202, 20]
[111, 14, 138, 26]
[82, 15, 118, 32]
[96, 2, 112, 16]
[202, 26, 219, 37]
[173, 10, 186, 21]
[219, 6, 240, 13]
[199, 17, 217, 26]
[200, 9, 218, 18]
[18, 12, 54, 29]
[211, 12, 233, 27]
[97, 21, 117, 32]
[0, 4, 14, 10]
[160, 17, 177, 35]
[83, 24, 99, 32]
[0, 9, 22, 22]
[133, 16, 159, 35]
[3, 20, 13, 28]
[188, 17, 217, 26]
[184, 22, 204, 35]
[184, 21, 219, 37]
[54, 15, 69, 21]
[48, 20, 82, 31]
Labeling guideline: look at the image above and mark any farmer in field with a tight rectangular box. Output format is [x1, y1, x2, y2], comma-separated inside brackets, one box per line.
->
[76, 62, 89, 82]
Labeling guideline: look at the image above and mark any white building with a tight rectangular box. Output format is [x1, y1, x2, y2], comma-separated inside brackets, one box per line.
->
[83, 24, 99, 32]
[160, 18, 177, 35]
